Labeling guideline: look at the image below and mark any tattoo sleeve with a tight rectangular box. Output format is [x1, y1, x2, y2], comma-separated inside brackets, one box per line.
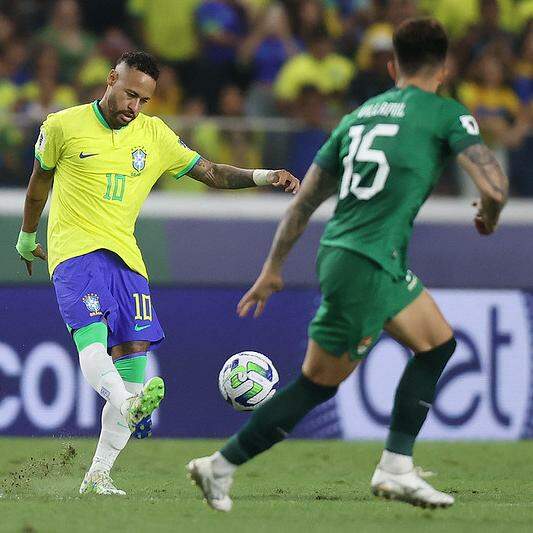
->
[457, 143, 509, 224]
[265, 164, 337, 270]
[187, 157, 255, 189]
[458, 144, 509, 201]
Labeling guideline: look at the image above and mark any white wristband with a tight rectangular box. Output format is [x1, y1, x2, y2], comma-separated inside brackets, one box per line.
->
[252, 169, 273, 186]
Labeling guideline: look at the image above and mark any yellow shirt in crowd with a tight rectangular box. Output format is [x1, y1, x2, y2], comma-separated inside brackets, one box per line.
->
[274, 53, 355, 102]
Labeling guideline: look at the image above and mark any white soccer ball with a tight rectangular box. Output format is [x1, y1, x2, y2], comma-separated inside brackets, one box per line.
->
[218, 351, 279, 411]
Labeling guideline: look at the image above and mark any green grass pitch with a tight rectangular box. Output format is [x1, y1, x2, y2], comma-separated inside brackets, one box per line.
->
[1, 438, 532, 533]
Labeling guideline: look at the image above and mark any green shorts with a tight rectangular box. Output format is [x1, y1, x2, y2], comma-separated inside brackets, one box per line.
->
[308, 245, 424, 360]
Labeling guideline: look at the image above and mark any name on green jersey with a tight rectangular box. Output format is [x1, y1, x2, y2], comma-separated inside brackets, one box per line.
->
[358, 102, 406, 119]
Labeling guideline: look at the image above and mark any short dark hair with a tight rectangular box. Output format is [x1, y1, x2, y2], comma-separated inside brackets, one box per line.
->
[393, 18, 448, 76]
[116, 50, 160, 81]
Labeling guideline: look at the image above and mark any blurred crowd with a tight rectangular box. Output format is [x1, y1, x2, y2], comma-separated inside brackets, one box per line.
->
[0, 0, 532, 195]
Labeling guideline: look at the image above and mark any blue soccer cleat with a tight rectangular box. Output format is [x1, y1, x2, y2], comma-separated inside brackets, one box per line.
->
[132, 415, 153, 439]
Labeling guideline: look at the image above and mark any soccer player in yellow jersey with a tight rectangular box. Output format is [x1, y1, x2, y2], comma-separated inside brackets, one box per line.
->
[15, 51, 299, 496]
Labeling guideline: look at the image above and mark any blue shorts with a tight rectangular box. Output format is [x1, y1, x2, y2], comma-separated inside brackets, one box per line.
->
[52, 250, 165, 349]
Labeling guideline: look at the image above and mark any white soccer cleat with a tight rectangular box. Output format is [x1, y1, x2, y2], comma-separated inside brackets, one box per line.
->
[187, 457, 233, 512]
[79, 470, 126, 496]
[371, 465, 454, 509]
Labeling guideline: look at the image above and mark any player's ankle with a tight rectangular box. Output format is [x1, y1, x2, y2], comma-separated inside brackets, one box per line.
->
[88, 459, 111, 476]
[379, 449, 413, 475]
[211, 451, 237, 477]
[119, 396, 134, 418]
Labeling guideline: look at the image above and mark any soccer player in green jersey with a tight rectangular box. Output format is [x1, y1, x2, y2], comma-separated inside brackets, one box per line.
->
[15, 51, 299, 496]
[188, 18, 508, 511]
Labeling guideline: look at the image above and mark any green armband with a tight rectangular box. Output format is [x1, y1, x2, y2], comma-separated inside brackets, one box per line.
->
[16, 231, 37, 261]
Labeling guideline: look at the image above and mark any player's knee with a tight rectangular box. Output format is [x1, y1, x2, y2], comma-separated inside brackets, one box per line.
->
[302, 356, 356, 387]
[415, 324, 455, 353]
[302, 365, 338, 387]
[302, 366, 352, 388]
[441, 336, 457, 358]
[425, 335, 456, 356]
[111, 341, 150, 359]
[416, 336, 457, 368]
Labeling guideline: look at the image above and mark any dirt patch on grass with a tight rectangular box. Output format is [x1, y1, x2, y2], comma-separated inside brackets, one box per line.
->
[0, 442, 77, 494]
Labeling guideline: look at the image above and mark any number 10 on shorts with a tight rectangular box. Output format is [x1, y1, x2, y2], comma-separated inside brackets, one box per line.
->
[133, 293, 152, 321]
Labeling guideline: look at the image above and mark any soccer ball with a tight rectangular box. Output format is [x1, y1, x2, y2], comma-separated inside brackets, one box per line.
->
[218, 351, 279, 411]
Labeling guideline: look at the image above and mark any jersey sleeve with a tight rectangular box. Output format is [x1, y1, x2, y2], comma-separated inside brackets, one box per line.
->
[442, 99, 483, 155]
[313, 117, 347, 176]
[156, 118, 201, 179]
[34, 113, 64, 170]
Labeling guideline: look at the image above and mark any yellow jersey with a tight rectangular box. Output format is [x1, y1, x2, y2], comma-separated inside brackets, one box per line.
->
[35, 100, 200, 279]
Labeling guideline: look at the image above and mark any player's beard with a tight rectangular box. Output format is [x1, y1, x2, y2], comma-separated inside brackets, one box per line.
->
[108, 93, 135, 128]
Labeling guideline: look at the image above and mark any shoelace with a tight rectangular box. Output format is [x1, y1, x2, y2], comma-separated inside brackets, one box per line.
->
[129, 395, 144, 422]
[93, 472, 119, 491]
[414, 466, 436, 479]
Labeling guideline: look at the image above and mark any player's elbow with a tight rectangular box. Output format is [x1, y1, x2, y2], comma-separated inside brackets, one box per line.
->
[207, 163, 226, 189]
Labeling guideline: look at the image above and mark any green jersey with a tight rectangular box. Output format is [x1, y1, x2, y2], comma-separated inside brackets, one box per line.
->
[315, 85, 482, 278]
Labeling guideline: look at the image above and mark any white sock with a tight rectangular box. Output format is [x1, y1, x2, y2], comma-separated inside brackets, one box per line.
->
[211, 451, 237, 477]
[89, 381, 143, 474]
[78, 342, 133, 414]
[379, 450, 414, 475]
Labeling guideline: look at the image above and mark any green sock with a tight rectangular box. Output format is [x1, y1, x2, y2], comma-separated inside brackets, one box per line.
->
[113, 353, 147, 384]
[221, 374, 337, 465]
[386, 337, 456, 456]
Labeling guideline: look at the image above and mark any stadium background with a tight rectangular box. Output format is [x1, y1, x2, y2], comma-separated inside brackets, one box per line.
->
[1, 0, 533, 442]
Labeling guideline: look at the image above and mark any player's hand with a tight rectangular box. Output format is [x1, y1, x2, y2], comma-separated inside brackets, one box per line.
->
[270, 170, 300, 195]
[237, 269, 284, 318]
[472, 200, 497, 235]
[16, 231, 47, 276]
[21, 244, 47, 276]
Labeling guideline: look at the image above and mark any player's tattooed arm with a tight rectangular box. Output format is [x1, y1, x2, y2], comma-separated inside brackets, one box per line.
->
[188, 157, 255, 188]
[187, 157, 299, 192]
[237, 163, 336, 317]
[264, 163, 337, 271]
[457, 143, 509, 235]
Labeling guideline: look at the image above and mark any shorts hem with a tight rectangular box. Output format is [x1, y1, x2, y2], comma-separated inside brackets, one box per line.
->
[309, 332, 352, 359]
[65, 316, 107, 334]
[386, 283, 424, 322]
[108, 333, 165, 350]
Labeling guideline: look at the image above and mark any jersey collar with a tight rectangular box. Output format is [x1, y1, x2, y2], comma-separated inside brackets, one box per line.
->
[91, 100, 129, 130]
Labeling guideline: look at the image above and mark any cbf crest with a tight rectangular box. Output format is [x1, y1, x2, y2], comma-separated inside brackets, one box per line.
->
[82, 293, 102, 317]
[131, 147, 147, 175]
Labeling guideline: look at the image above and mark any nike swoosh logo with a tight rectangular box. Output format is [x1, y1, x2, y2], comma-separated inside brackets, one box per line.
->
[79, 152, 98, 159]
[134, 324, 152, 331]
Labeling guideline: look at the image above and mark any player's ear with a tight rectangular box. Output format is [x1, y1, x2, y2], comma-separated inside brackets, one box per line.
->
[387, 60, 397, 82]
[107, 69, 118, 86]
